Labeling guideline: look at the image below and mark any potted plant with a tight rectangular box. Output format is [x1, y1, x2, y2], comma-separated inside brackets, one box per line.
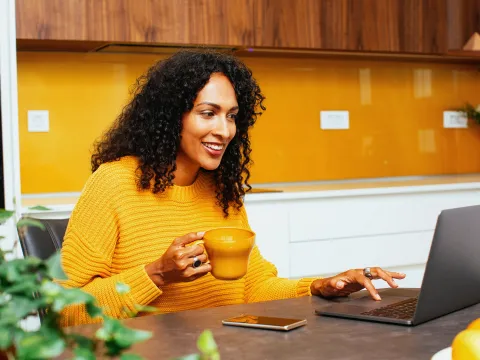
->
[457, 102, 480, 125]
[0, 208, 152, 359]
[0, 208, 220, 360]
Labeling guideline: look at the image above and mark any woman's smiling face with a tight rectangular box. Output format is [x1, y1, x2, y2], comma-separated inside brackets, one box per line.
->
[177, 73, 239, 173]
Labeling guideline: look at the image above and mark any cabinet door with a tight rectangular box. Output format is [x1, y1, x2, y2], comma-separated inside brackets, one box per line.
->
[15, 0, 255, 47]
[446, 0, 480, 50]
[397, 0, 447, 54]
[253, 0, 322, 48]
[253, 0, 448, 54]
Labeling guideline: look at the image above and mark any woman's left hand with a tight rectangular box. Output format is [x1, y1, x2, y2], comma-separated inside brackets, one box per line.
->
[310, 267, 406, 300]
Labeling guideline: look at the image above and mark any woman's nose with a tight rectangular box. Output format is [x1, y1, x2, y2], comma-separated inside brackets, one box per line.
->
[212, 118, 230, 138]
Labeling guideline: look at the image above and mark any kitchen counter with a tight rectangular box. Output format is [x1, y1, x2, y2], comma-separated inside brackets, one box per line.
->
[59, 292, 480, 360]
[21, 173, 480, 214]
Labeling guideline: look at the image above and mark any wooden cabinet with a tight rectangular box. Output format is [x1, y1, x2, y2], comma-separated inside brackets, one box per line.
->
[15, 0, 255, 47]
[253, 0, 449, 54]
[15, 0, 480, 55]
[446, 0, 480, 50]
[253, 0, 322, 49]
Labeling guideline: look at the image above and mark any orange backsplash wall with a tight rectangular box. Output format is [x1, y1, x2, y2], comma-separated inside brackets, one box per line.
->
[17, 52, 480, 193]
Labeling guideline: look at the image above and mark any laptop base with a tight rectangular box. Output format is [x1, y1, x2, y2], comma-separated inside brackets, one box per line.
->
[315, 288, 419, 326]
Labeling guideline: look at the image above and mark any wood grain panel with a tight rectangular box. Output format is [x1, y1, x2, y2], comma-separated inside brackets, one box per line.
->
[253, 0, 322, 48]
[352, 0, 399, 52]
[447, 0, 480, 50]
[254, 0, 448, 54]
[399, 0, 447, 53]
[15, 0, 255, 46]
[319, 0, 402, 52]
[15, 0, 479, 54]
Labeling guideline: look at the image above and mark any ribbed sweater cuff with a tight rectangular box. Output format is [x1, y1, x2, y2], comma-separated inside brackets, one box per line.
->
[296, 278, 318, 297]
[121, 265, 163, 305]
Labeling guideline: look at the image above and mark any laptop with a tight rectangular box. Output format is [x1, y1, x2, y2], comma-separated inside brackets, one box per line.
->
[316, 204, 480, 326]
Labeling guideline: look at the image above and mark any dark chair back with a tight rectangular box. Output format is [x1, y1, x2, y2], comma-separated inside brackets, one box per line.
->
[17, 218, 69, 260]
[16, 217, 69, 321]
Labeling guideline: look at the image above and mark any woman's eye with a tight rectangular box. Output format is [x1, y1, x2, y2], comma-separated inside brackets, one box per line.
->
[201, 111, 215, 118]
[228, 113, 238, 120]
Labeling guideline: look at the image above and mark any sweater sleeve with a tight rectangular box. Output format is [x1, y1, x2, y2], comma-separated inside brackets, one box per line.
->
[58, 165, 162, 326]
[240, 208, 318, 303]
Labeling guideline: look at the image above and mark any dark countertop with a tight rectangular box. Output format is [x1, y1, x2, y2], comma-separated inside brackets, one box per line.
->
[63, 290, 480, 360]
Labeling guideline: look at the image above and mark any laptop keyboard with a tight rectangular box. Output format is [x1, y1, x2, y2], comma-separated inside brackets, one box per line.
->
[360, 297, 418, 320]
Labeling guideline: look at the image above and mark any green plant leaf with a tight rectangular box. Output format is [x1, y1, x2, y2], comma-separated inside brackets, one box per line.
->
[40, 280, 62, 297]
[210, 352, 221, 360]
[104, 341, 124, 357]
[0, 327, 13, 350]
[86, 302, 104, 319]
[28, 205, 51, 211]
[4, 262, 21, 282]
[120, 306, 136, 318]
[0, 293, 12, 306]
[95, 328, 109, 341]
[0, 310, 17, 328]
[116, 282, 131, 295]
[16, 218, 46, 231]
[99, 319, 152, 356]
[52, 288, 95, 312]
[17, 334, 66, 359]
[174, 354, 201, 360]
[22, 256, 43, 268]
[96, 318, 121, 341]
[73, 346, 96, 360]
[113, 326, 152, 349]
[134, 304, 158, 313]
[196, 330, 217, 355]
[120, 354, 145, 360]
[46, 251, 68, 280]
[0, 209, 14, 224]
[4, 278, 39, 295]
[68, 334, 94, 351]
[0, 297, 40, 326]
[0, 257, 44, 283]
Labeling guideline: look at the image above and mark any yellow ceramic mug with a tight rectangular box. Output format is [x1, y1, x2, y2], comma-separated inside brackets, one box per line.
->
[203, 227, 255, 280]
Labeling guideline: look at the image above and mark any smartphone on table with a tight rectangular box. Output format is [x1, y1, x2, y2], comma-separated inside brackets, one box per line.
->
[222, 314, 307, 331]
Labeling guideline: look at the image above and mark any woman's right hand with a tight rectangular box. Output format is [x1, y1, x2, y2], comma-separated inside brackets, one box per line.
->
[145, 232, 211, 287]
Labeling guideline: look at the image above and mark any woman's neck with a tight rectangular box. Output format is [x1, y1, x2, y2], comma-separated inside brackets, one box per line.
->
[174, 154, 200, 186]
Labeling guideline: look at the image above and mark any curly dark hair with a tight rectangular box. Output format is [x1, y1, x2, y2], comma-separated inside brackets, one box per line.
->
[91, 49, 265, 216]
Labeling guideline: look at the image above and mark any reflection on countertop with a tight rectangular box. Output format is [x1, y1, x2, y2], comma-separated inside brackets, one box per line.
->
[247, 188, 283, 194]
[255, 173, 480, 193]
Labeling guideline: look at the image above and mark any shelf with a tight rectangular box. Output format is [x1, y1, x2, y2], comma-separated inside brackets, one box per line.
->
[446, 50, 480, 59]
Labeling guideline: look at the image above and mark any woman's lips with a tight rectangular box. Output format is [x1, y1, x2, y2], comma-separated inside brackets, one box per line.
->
[202, 142, 225, 157]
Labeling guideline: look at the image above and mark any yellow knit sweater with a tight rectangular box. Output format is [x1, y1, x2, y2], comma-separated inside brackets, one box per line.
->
[59, 156, 315, 326]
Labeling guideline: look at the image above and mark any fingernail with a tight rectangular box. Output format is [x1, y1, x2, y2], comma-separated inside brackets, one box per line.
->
[336, 281, 344, 289]
[392, 281, 398, 287]
[375, 294, 381, 300]
[197, 231, 205, 237]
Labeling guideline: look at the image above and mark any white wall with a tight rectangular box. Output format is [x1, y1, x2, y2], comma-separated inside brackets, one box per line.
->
[0, 0, 21, 257]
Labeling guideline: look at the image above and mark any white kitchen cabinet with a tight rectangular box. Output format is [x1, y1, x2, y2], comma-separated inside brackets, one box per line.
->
[245, 183, 480, 287]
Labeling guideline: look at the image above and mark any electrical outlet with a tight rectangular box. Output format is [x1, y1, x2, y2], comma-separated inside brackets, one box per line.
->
[28, 110, 49, 132]
[320, 111, 349, 130]
[443, 111, 468, 128]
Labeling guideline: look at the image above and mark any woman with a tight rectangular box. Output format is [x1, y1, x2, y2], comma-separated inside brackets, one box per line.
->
[60, 50, 405, 326]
